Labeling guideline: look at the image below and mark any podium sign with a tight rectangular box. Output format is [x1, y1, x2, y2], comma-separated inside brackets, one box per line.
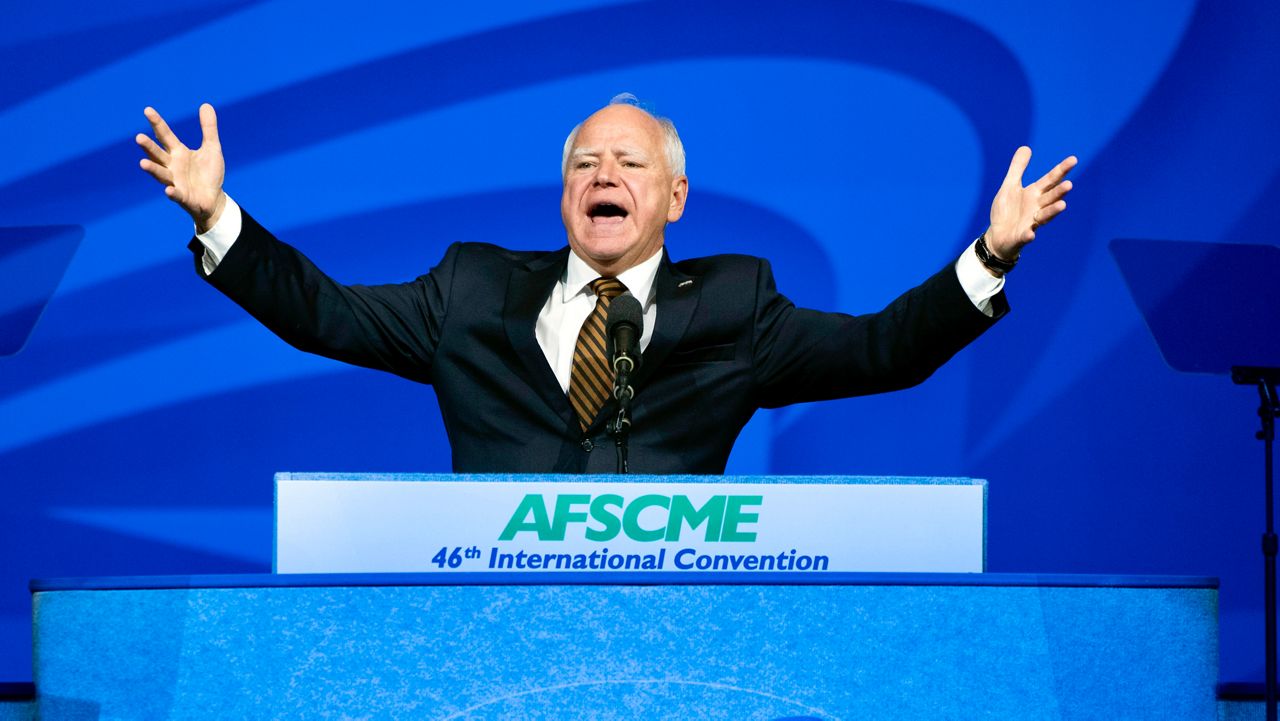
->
[274, 474, 986, 574]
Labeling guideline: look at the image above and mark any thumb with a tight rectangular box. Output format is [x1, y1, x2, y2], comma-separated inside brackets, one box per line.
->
[199, 103, 220, 147]
[1003, 146, 1031, 186]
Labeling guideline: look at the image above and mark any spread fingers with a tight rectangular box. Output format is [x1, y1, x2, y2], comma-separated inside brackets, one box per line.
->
[139, 158, 173, 186]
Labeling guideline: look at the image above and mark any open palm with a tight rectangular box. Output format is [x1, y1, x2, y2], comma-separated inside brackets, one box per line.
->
[987, 146, 1077, 259]
[137, 104, 226, 233]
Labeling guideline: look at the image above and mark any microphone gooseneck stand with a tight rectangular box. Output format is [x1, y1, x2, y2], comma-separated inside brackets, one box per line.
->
[610, 354, 635, 474]
[604, 292, 643, 475]
[1235, 366, 1280, 721]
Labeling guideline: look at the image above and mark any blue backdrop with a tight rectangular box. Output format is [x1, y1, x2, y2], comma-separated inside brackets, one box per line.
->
[2, 0, 1278, 685]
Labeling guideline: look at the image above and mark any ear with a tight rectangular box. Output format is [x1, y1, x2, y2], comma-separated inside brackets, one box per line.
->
[667, 175, 688, 222]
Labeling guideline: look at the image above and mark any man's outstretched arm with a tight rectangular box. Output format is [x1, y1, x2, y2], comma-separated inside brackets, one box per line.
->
[753, 146, 1078, 406]
[136, 104, 448, 383]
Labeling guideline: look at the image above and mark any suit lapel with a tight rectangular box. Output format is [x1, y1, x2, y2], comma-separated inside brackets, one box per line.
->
[634, 253, 700, 389]
[504, 248, 575, 425]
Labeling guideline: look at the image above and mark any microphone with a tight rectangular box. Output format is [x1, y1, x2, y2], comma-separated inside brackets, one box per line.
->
[605, 292, 643, 473]
[606, 292, 643, 377]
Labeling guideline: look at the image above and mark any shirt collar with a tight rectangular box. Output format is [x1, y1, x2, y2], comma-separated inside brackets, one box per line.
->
[562, 246, 663, 309]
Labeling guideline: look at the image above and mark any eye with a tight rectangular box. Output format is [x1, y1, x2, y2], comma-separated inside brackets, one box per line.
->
[575, 160, 596, 170]
[622, 160, 643, 168]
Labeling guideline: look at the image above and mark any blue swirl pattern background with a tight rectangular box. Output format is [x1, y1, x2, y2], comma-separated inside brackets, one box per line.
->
[2, 0, 1278, 686]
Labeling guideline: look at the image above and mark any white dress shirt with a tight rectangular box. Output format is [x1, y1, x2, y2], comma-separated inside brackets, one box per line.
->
[197, 194, 1003, 391]
[535, 246, 662, 392]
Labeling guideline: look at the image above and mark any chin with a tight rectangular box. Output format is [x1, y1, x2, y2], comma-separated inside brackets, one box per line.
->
[576, 234, 638, 261]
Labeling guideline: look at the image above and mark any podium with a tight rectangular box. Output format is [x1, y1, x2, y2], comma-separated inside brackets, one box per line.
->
[19, 475, 1221, 717]
[28, 572, 1217, 718]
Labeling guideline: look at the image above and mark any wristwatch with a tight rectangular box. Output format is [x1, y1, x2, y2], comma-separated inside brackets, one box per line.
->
[975, 232, 1017, 276]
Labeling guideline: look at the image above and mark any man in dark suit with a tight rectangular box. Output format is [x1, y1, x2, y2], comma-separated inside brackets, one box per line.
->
[136, 98, 1076, 473]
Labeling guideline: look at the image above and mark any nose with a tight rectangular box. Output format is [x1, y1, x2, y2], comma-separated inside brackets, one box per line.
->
[592, 157, 618, 187]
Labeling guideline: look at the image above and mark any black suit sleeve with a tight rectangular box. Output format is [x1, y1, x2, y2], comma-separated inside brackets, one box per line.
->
[751, 257, 1005, 408]
[188, 209, 454, 385]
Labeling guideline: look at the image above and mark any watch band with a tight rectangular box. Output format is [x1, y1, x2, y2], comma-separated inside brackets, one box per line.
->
[975, 232, 1017, 275]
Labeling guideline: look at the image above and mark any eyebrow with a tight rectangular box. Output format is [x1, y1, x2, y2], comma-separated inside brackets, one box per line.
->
[569, 146, 652, 161]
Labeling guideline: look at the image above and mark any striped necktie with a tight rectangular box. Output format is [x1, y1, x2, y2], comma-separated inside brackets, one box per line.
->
[568, 277, 627, 431]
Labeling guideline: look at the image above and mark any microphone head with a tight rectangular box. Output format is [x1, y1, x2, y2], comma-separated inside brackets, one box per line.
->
[606, 292, 643, 332]
[606, 292, 644, 371]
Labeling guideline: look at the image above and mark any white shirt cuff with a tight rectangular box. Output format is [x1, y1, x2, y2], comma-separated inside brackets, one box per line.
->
[195, 194, 242, 275]
[954, 238, 1005, 317]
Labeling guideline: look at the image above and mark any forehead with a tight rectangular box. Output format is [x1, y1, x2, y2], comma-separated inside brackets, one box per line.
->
[572, 105, 664, 153]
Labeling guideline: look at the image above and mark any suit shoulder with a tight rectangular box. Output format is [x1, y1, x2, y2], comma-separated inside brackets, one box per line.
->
[444, 241, 563, 268]
[669, 253, 769, 278]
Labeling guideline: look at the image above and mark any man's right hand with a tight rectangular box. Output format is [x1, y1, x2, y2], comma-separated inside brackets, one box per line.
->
[137, 104, 226, 234]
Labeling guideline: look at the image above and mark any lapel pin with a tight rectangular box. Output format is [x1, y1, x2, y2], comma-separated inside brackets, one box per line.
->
[678, 280, 693, 289]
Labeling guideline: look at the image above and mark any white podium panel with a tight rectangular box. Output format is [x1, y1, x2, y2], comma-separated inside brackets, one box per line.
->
[274, 474, 986, 574]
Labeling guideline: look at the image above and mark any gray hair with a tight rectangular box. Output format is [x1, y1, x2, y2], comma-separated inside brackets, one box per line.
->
[561, 93, 686, 180]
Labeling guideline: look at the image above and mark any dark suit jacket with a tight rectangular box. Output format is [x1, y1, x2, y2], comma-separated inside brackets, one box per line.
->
[192, 209, 1006, 473]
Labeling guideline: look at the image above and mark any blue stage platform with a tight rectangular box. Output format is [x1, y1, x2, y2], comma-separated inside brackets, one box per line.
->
[15, 572, 1218, 719]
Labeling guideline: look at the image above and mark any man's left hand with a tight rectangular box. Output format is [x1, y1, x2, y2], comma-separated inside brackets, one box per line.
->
[986, 146, 1077, 261]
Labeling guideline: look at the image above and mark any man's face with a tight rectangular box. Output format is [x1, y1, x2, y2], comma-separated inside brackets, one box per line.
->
[561, 104, 687, 276]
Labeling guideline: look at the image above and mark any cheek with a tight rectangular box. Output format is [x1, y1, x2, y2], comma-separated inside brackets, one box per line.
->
[560, 188, 576, 220]
[563, 178, 592, 202]
[638, 189, 666, 220]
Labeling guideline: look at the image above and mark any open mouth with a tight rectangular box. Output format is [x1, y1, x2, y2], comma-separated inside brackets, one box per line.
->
[588, 202, 628, 224]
